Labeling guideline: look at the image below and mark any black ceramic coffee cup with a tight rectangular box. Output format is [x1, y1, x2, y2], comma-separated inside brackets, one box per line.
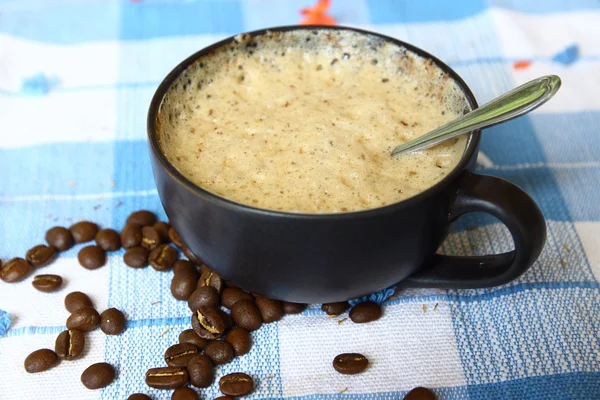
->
[147, 26, 546, 303]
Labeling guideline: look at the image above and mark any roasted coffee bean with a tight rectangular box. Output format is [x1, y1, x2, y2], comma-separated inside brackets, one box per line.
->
[221, 287, 253, 309]
[321, 301, 350, 316]
[231, 299, 262, 331]
[45, 226, 74, 251]
[172, 387, 199, 400]
[127, 210, 157, 226]
[95, 229, 121, 251]
[55, 329, 85, 360]
[191, 306, 226, 340]
[145, 366, 188, 389]
[255, 296, 283, 323]
[127, 394, 152, 400]
[333, 353, 369, 375]
[198, 267, 224, 294]
[168, 227, 184, 248]
[182, 246, 203, 265]
[78, 245, 106, 270]
[121, 223, 143, 249]
[187, 354, 214, 388]
[149, 244, 177, 271]
[349, 301, 382, 323]
[283, 302, 307, 314]
[0, 258, 30, 283]
[219, 372, 254, 397]
[24, 349, 59, 373]
[173, 260, 198, 276]
[225, 327, 252, 357]
[403, 387, 437, 400]
[179, 329, 209, 350]
[64, 291, 93, 313]
[214, 396, 235, 400]
[188, 286, 220, 311]
[26, 244, 56, 268]
[154, 221, 171, 242]
[204, 340, 234, 365]
[66, 306, 100, 332]
[171, 269, 199, 301]
[32, 274, 62, 292]
[123, 246, 149, 268]
[219, 309, 233, 332]
[164, 343, 198, 367]
[70, 221, 99, 243]
[141, 226, 162, 250]
[100, 308, 126, 335]
[81, 362, 115, 389]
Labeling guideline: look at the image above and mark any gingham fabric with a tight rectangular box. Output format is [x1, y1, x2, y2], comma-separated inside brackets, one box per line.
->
[1, 1, 599, 399]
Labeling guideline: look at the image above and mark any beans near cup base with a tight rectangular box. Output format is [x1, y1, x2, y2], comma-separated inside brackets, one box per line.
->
[10, 209, 431, 397]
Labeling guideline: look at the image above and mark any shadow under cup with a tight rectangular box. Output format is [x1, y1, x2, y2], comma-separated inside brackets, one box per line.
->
[147, 26, 546, 303]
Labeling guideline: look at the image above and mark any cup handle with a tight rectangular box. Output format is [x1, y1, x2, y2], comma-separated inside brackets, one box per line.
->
[401, 172, 546, 289]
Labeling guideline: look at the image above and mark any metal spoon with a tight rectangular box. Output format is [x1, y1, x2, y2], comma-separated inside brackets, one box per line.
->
[390, 75, 561, 157]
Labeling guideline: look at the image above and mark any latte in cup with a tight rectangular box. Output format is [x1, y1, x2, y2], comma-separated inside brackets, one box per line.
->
[157, 29, 470, 213]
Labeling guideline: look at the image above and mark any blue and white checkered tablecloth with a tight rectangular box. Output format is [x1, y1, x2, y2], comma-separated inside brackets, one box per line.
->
[1, 1, 599, 399]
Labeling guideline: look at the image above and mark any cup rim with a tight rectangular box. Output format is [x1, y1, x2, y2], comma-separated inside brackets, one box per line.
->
[147, 25, 481, 219]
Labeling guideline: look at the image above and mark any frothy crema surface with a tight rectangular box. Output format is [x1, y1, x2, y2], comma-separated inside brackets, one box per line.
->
[158, 30, 470, 213]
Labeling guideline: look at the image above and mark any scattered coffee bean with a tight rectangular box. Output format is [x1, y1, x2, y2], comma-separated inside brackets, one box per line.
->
[64, 291, 93, 313]
[154, 221, 171, 242]
[171, 269, 199, 301]
[349, 301, 382, 323]
[55, 329, 85, 360]
[81, 362, 115, 389]
[183, 246, 203, 265]
[127, 210, 157, 226]
[333, 353, 369, 375]
[26, 244, 56, 268]
[123, 246, 149, 268]
[255, 296, 283, 323]
[219, 372, 254, 397]
[173, 260, 198, 276]
[100, 308, 126, 335]
[322, 301, 350, 316]
[403, 387, 437, 400]
[141, 226, 162, 250]
[219, 309, 233, 332]
[169, 227, 184, 248]
[145, 366, 189, 389]
[66, 306, 100, 332]
[204, 340, 234, 365]
[45, 226, 74, 251]
[95, 228, 121, 251]
[128, 394, 152, 400]
[198, 267, 224, 294]
[221, 287, 253, 309]
[164, 343, 198, 367]
[32, 274, 62, 292]
[179, 329, 209, 350]
[149, 244, 177, 271]
[0, 258, 30, 283]
[70, 221, 99, 243]
[214, 396, 235, 400]
[186, 354, 214, 388]
[172, 387, 199, 400]
[121, 223, 143, 249]
[188, 286, 220, 311]
[24, 349, 59, 373]
[225, 327, 252, 357]
[231, 299, 262, 331]
[78, 245, 106, 270]
[191, 306, 226, 340]
[282, 302, 307, 314]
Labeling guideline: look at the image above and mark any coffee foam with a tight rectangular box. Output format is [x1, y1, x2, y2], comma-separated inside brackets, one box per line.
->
[158, 29, 470, 213]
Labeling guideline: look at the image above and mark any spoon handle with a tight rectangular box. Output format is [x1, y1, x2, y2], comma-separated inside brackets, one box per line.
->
[391, 75, 562, 156]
